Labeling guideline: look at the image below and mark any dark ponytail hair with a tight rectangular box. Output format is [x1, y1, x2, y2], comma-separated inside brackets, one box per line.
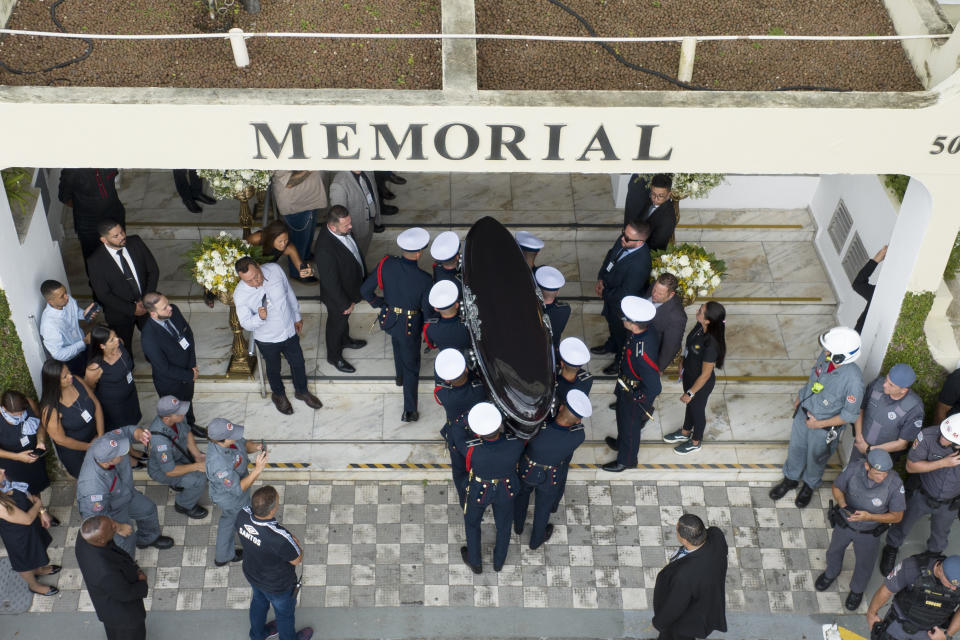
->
[703, 301, 726, 369]
[87, 325, 114, 364]
[39, 358, 67, 428]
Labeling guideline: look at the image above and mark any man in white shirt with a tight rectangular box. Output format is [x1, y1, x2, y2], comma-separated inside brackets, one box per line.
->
[233, 258, 323, 415]
[39, 279, 97, 375]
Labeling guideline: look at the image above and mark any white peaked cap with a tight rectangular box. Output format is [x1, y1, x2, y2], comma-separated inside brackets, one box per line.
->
[429, 280, 459, 309]
[397, 227, 430, 252]
[468, 402, 502, 436]
[430, 231, 460, 261]
[559, 337, 590, 366]
[434, 349, 466, 380]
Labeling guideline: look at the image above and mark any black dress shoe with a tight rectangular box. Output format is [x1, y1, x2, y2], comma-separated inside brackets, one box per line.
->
[381, 205, 399, 216]
[189, 424, 208, 439]
[602, 461, 629, 472]
[814, 572, 835, 591]
[272, 393, 294, 415]
[137, 535, 174, 550]
[174, 504, 209, 519]
[608, 401, 616, 410]
[602, 362, 619, 376]
[845, 591, 863, 611]
[395, 376, 403, 387]
[373, 224, 386, 233]
[494, 560, 504, 572]
[215, 549, 243, 567]
[380, 189, 396, 200]
[794, 483, 814, 508]
[460, 546, 481, 574]
[514, 519, 524, 535]
[879, 545, 899, 576]
[295, 391, 324, 409]
[182, 199, 202, 214]
[768, 477, 799, 501]
[47, 514, 61, 527]
[604, 436, 619, 451]
[195, 193, 217, 205]
[344, 338, 367, 349]
[590, 344, 613, 355]
[543, 523, 554, 544]
[401, 411, 419, 422]
[386, 173, 406, 185]
[329, 359, 356, 374]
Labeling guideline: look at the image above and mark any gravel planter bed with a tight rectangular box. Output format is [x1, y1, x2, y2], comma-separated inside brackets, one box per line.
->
[0, 0, 441, 89]
[476, 0, 922, 92]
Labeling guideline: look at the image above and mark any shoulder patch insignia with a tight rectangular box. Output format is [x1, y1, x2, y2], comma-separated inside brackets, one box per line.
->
[887, 411, 897, 421]
[216, 470, 229, 479]
[847, 395, 857, 403]
[160, 453, 169, 463]
[915, 419, 923, 428]
[223, 478, 233, 487]
[89, 494, 103, 502]
[92, 502, 103, 512]
[918, 432, 924, 442]
[900, 485, 906, 494]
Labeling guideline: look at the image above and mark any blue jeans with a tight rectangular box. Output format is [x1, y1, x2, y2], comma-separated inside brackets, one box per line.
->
[282, 209, 317, 278]
[249, 584, 297, 640]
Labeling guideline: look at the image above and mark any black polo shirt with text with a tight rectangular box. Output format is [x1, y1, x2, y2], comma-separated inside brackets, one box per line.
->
[235, 506, 301, 593]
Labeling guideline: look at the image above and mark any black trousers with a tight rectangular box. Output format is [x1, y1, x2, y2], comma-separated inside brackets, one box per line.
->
[172, 169, 204, 202]
[682, 372, 715, 442]
[256, 335, 308, 397]
[390, 333, 422, 413]
[601, 301, 627, 354]
[153, 376, 196, 426]
[615, 387, 651, 467]
[104, 619, 146, 640]
[325, 308, 351, 363]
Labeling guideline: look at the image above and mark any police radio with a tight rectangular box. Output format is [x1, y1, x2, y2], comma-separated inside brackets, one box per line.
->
[826, 352, 846, 365]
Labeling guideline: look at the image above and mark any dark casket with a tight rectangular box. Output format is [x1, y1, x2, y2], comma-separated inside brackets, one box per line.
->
[461, 216, 556, 436]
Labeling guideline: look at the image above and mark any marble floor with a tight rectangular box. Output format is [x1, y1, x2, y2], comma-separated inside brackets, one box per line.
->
[57, 170, 843, 466]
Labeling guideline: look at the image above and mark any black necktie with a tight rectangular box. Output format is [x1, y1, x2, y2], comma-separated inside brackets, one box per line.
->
[117, 249, 140, 296]
[612, 246, 625, 263]
[163, 320, 178, 338]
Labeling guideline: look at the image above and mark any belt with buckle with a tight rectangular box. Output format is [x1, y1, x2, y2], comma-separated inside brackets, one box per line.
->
[391, 307, 420, 317]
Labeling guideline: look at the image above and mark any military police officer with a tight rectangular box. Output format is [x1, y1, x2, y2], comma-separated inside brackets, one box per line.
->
[516, 231, 544, 271]
[77, 428, 174, 558]
[434, 349, 487, 506]
[536, 266, 570, 350]
[867, 554, 960, 640]
[361, 227, 434, 423]
[850, 363, 924, 465]
[205, 418, 269, 567]
[815, 449, 905, 611]
[770, 326, 865, 508]
[556, 337, 594, 400]
[423, 280, 470, 358]
[146, 396, 208, 519]
[880, 416, 960, 577]
[430, 230, 461, 289]
[602, 296, 662, 472]
[461, 402, 524, 574]
[514, 389, 591, 550]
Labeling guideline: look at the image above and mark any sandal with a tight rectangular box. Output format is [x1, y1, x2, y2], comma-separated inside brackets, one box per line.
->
[30, 585, 59, 596]
[44, 565, 62, 575]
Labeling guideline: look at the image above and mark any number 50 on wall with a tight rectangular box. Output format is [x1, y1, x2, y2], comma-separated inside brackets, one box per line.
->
[930, 135, 960, 154]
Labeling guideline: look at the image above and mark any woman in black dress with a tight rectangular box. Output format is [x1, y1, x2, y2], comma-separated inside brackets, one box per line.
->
[663, 301, 727, 456]
[0, 467, 59, 596]
[84, 326, 141, 429]
[39, 358, 104, 478]
[0, 390, 50, 497]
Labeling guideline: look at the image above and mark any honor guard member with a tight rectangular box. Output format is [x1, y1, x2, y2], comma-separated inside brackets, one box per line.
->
[361, 227, 434, 423]
[514, 389, 590, 550]
[879, 416, 960, 577]
[557, 337, 594, 400]
[536, 266, 570, 350]
[461, 403, 525, 574]
[77, 428, 175, 558]
[516, 231, 544, 271]
[850, 364, 924, 466]
[430, 230, 462, 290]
[206, 418, 269, 567]
[423, 280, 470, 362]
[434, 349, 487, 506]
[602, 297, 661, 472]
[770, 326, 865, 508]
[146, 396, 208, 520]
[867, 554, 960, 640]
[815, 449, 905, 611]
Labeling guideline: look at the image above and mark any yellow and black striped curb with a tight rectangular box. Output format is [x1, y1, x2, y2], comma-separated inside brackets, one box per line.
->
[348, 462, 843, 470]
[246, 462, 311, 469]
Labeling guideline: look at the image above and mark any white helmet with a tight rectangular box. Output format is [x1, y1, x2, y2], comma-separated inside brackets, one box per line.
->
[819, 326, 861, 365]
[941, 415, 960, 445]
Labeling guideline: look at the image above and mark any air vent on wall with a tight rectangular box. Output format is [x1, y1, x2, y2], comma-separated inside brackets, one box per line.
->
[842, 233, 870, 282]
[827, 200, 853, 254]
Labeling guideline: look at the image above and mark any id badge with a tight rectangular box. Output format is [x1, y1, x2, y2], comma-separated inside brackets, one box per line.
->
[126, 371, 134, 384]
[80, 409, 93, 422]
[179, 337, 190, 350]
[606, 261, 614, 272]
[20, 435, 30, 447]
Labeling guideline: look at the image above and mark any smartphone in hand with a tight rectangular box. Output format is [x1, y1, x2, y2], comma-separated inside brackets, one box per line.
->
[260, 294, 268, 308]
[84, 302, 102, 321]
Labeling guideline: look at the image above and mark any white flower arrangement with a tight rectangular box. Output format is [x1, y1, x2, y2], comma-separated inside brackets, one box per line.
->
[196, 169, 273, 200]
[651, 244, 726, 301]
[637, 173, 726, 200]
[185, 232, 263, 297]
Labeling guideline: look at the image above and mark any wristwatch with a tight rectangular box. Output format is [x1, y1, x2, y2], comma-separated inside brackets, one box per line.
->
[686, 390, 695, 398]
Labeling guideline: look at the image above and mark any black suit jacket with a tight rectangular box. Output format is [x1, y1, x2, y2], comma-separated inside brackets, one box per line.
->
[87, 236, 159, 326]
[315, 226, 367, 313]
[652, 295, 688, 371]
[653, 527, 728, 638]
[597, 241, 652, 313]
[75, 536, 147, 628]
[140, 304, 197, 385]
[623, 174, 677, 252]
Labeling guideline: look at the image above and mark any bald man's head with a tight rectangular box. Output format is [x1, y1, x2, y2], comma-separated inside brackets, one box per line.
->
[80, 515, 114, 546]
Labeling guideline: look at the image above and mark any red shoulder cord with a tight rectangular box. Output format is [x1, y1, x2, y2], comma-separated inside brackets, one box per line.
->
[422, 323, 436, 349]
[376, 256, 389, 291]
[433, 386, 443, 405]
[465, 446, 475, 472]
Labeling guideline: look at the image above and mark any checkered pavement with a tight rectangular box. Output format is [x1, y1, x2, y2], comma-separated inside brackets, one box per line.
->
[2, 478, 862, 616]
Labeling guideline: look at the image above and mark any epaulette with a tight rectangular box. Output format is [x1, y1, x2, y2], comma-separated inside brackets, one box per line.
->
[466, 437, 482, 448]
[425, 317, 439, 325]
[569, 423, 585, 432]
[469, 379, 484, 389]
[577, 370, 593, 381]
[554, 301, 570, 308]
[437, 381, 453, 390]
[504, 433, 519, 441]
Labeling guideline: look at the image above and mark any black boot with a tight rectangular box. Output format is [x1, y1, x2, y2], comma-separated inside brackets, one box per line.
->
[794, 483, 815, 508]
[879, 544, 899, 576]
[768, 477, 799, 501]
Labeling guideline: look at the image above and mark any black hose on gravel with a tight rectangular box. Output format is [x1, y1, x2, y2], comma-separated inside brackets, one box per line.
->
[543, 0, 849, 92]
[0, 0, 93, 75]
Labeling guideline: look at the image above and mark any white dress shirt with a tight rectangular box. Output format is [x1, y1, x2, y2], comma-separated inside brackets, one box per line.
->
[233, 262, 302, 344]
[108, 246, 142, 294]
[39, 297, 86, 361]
